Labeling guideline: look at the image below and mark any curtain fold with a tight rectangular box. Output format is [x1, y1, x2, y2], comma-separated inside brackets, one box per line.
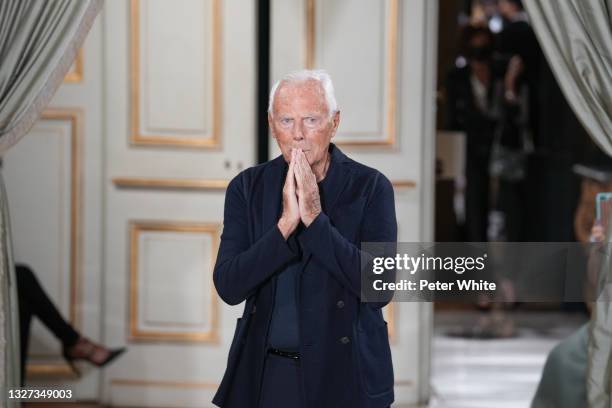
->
[0, 1, 103, 406]
[523, 0, 612, 156]
[524, 2, 612, 406]
[0, 173, 18, 406]
[0, 0, 103, 153]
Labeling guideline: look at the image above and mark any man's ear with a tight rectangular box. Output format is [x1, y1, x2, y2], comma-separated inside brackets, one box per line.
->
[331, 110, 341, 138]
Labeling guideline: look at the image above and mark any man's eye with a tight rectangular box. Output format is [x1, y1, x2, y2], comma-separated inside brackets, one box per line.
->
[280, 118, 292, 125]
[305, 117, 318, 125]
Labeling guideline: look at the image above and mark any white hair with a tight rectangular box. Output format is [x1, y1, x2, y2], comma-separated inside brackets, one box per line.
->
[267, 69, 338, 117]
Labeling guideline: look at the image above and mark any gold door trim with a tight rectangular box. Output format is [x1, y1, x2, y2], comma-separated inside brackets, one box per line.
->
[113, 177, 413, 190]
[129, 0, 222, 148]
[41, 109, 84, 327]
[26, 109, 83, 378]
[110, 377, 411, 388]
[26, 363, 77, 379]
[113, 177, 229, 191]
[305, 0, 399, 146]
[129, 221, 220, 343]
[391, 179, 416, 189]
[64, 49, 84, 83]
[111, 378, 219, 389]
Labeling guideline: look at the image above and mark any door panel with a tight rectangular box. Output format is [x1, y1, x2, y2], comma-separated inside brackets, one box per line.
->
[102, 1, 255, 406]
[270, 0, 437, 404]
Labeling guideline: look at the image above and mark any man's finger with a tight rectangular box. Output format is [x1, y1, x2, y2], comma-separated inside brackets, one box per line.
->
[294, 149, 306, 187]
[297, 149, 315, 180]
[286, 149, 297, 192]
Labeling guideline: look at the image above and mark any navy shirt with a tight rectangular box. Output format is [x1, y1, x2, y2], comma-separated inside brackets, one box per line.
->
[267, 174, 331, 351]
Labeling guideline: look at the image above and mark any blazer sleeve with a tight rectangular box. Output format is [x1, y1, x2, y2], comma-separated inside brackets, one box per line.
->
[213, 175, 299, 305]
[298, 172, 397, 307]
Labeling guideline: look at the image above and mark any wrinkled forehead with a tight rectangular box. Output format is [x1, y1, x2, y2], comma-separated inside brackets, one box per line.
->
[272, 80, 328, 115]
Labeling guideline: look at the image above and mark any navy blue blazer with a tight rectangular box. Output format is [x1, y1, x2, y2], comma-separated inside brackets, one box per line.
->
[212, 144, 397, 408]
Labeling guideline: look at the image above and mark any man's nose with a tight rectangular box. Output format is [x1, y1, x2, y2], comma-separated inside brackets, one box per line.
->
[292, 122, 305, 141]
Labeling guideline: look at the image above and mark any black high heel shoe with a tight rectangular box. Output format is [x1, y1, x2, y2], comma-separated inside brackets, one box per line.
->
[62, 337, 126, 375]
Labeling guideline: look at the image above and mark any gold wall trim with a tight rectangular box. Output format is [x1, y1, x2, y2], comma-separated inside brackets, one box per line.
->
[110, 377, 411, 389]
[129, 0, 222, 148]
[41, 109, 84, 328]
[111, 378, 219, 389]
[64, 48, 84, 83]
[26, 363, 77, 379]
[26, 109, 84, 377]
[112, 177, 413, 190]
[391, 179, 416, 189]
[129, 221, 220, 343]
[113, 177, 229, 191]
[305, 0, 399, 146]
[304, 0, 316, 69]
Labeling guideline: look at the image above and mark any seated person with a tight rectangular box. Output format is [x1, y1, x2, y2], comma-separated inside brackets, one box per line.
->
[531, 221, 606, 407]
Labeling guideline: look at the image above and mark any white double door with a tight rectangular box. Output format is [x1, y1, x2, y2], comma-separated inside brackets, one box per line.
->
[4, 1, 436, 406]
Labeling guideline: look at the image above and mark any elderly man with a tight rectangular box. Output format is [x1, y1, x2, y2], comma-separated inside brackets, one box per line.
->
[212, 70, 396, 408]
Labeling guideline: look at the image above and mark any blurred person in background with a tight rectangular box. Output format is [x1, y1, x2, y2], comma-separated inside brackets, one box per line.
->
[530, 217, 608, 407]
[494, 0, 542, 241]
[445, 25, 501, 242]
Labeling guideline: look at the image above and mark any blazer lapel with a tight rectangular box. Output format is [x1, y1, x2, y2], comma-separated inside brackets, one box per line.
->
[321, 143, 351, 216]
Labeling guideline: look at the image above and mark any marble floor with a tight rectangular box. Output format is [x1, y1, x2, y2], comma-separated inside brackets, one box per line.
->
[427, 309, 588, 408]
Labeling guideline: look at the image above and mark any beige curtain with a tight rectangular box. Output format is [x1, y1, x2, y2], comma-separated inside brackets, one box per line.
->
[523, 0, 612, 156]
[523, 1, 612, 406]
[0, 174, 18, 402]
[0, 1, 103, 406]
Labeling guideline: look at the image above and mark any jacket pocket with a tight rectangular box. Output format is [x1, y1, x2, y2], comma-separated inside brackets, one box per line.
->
[353, 320, 394, 396]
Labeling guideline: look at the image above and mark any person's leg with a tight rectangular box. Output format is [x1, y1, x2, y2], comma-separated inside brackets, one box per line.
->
[17, 271, 33, 386]
[258, 353, 303, 408]
[16, 264, 126, 373]
[15, 264, 80, 348]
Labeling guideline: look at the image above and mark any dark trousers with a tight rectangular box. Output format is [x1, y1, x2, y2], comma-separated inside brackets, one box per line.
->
[498, 179, 527, 241]
[16, 264, 80, 385]
[257, 352, 391, 408]
[258, 353, 305, 408]
[465, 153, 490, 242]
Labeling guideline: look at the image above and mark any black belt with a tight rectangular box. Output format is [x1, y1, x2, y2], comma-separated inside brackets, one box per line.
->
[267, 347, 300, 360]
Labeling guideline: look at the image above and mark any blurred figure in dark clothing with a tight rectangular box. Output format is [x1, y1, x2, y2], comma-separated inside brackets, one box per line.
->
[445, 25, 501, 242]
[488, 0, 542, 242]
[496, 0, 541, 134]
[497, 0, 539, 65]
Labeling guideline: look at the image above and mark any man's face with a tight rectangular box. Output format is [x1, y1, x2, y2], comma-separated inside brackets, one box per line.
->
[269, 80, 340, 167]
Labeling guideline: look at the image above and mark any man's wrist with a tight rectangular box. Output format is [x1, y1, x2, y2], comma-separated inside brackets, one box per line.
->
[302, 210, 321, 227]
[277, 217, 296, 240]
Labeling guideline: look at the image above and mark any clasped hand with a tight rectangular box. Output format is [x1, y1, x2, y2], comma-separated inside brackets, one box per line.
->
[277, 148, 322, 239]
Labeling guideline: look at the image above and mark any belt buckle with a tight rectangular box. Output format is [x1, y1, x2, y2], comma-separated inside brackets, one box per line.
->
[269, 347, 300, 360]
